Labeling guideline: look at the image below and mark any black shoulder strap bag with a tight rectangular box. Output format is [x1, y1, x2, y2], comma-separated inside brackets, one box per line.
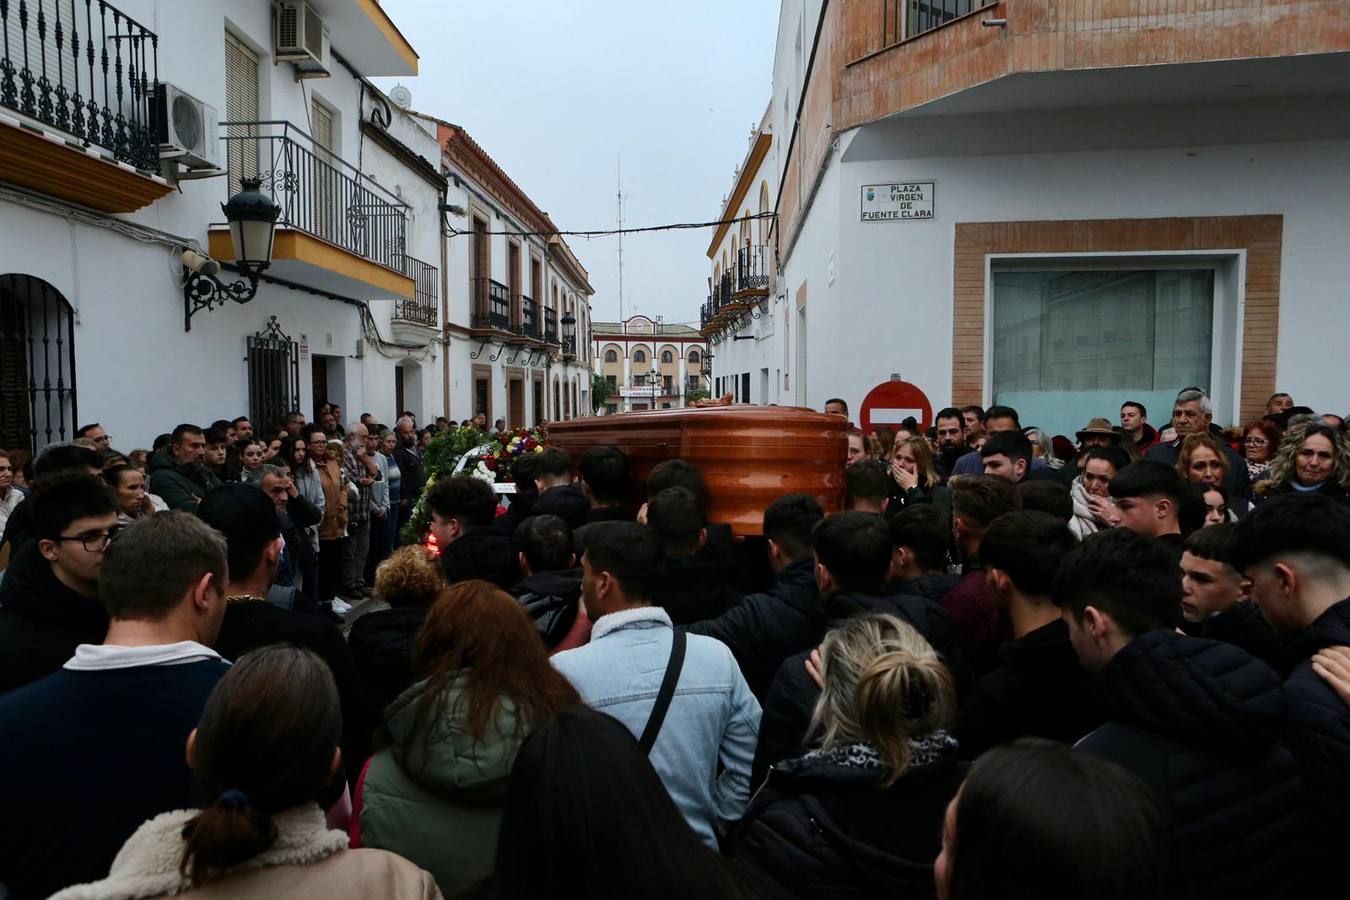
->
[638, 628, 687, 754]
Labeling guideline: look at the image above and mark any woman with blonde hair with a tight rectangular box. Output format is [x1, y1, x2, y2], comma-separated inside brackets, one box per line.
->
[1176, 432, 1231, 488]
[732, 613, 963, 899]
[1254, 420, 1350, 505]
[887, 435, 953, 526]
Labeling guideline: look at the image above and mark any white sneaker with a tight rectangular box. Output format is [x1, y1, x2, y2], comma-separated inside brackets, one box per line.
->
[330, 597, 353, 615]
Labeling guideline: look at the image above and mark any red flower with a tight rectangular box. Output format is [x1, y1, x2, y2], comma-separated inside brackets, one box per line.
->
[483, 456, 497, 469]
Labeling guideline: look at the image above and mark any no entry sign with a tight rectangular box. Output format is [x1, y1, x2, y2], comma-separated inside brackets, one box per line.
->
[860, 379, 933, 435]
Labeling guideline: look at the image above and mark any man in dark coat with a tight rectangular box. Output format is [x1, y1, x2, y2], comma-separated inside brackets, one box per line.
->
[1058, 528, 1311, 900]
[427, 474, 519, 589]
[884, 504, 959, 601]
[1179, 523, 1287, 671]
[0, 475, 118, 694]
[647, 486, 743, 625]
[147, 424, 220, 512]
[685, 494, 825, 700]
[510, 514, 589, 651]
[392, 415, 427, 542]
[943, 475, 1020, 675]
[1145, 388, 1251, 500]
[1234, 494, 1350, 891]
[955, 511, 1100, 759]
[0, 444, 103, 557]
[753, 512, 961, 785]
[530, 447, 590, 530]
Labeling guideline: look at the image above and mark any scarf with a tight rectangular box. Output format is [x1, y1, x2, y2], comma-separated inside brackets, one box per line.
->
[803, 730, 958, 773]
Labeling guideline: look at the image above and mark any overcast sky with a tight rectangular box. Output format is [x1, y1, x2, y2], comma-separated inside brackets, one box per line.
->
[372, 0, 779, 328]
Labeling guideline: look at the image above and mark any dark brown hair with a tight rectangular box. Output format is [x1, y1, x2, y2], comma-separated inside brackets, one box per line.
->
[180, 646, 341, 886]
[409, 581, 579, 750]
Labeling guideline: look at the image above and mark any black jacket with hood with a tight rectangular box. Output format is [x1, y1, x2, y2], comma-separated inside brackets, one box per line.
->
[512, 568, 583, 650]
[1077, 630, 1311, 900]
[440, 526, 520, 590]
[0, 541, 108, 694]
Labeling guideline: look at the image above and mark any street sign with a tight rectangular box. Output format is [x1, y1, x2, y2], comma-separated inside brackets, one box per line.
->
[861, 182, 935, 221]
[860, 379, 933, 434]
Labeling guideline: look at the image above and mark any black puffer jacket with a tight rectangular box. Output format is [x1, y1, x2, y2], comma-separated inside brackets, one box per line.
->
[1282, 597, 1350, 890]
[733, 742, 965, 900]
[0, 542, 108, 694]
[887, 573, 960, 603]
[752, 590, 962, 787]
[955, 619, 1101, 760]
[348, 605, 430, 718]
[1202, 600, 1290, 674]
[654, 554, 744, 626]
[512, 568, 582, 649]
[684, 558, 822, 701]
[440, 526, 520, 589]
[1077, 630, 1311, 900]
[532, 484, 590, 531]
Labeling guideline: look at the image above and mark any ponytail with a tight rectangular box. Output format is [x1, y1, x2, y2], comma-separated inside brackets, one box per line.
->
[855, 649, 954, 785]
[179, 790, 278, 885]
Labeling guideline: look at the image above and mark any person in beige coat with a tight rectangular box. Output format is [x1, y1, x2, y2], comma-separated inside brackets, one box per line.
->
[52, 646, 440, 900]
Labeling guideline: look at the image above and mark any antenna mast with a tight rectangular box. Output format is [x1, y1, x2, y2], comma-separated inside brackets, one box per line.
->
[617, 157, 624, 324]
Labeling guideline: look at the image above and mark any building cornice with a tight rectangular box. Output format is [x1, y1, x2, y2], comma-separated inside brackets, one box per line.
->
[706, 130, 773, 258]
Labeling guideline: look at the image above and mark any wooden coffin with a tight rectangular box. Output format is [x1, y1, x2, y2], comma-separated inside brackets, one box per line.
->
[546, 405, 846, 538]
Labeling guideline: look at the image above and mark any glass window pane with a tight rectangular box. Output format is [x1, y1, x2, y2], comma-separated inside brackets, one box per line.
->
[992, 269, 1214, 437]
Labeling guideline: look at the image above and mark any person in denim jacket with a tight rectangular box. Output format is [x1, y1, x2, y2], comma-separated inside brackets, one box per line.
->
[552, 521, 761, 847]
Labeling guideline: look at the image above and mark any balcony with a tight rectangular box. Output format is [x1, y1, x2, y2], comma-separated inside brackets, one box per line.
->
[733, 245, 771, 298]
[390, 255, 439, 345]
[470, 277, 511, 333]
[0, 0, 172, 212]
[210, 121, 415, 301]
[561, 335, 577, 359]
[519, 295, 539, 339]
[544, 308, 559, 345]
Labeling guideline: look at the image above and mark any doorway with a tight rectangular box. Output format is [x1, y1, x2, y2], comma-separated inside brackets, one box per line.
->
[509, 378, 525, 429]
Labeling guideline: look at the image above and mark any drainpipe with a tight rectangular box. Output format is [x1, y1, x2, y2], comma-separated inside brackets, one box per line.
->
[440, 185, 451, 419]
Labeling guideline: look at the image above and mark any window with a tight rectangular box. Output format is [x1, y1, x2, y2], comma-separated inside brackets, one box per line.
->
[606, 374, 617, 389]
[992, 268, 1216, 436]
[474, 377, 490, 418]
[604, 349, 618, 363]
[224, 33, 260, 197]
[663, 375, 673, 394]
[741, 373, 751, 404]
[661, 350, 673, 364]
[689, 349, 701, 364]
[633, 349, 646, 364]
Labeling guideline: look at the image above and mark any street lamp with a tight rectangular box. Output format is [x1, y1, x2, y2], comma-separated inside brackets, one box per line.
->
[184, 176, 282, 331]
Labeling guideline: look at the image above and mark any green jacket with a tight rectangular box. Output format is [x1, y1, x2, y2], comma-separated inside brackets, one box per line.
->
[359, 675, 523, 896]
[147, 448, 221, 512]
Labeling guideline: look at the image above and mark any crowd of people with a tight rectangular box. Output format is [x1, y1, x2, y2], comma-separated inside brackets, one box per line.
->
[0, 385, 1347, 899]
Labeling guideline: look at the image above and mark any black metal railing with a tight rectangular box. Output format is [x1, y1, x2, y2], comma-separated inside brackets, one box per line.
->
[880, 0, 990, 46]
[0, 0, 159, 170]
[520, 294, 538, 338]
[734, 245, 771, 294]
[471, 277, 510, 331]
[562, 335, 576, 357]
[220, 120, 409, 273]
[393, 255, 438, 326]
[544, 308, 559, 344]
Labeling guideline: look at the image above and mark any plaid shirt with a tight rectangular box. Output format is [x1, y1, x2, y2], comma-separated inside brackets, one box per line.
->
[343, 447, 379, 522]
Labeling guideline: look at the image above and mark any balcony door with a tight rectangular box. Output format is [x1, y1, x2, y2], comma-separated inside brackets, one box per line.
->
[224, 33, 260, 197]
[310, 99, 337, 246]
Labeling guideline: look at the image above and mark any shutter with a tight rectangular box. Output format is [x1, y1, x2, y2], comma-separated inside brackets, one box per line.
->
[310, 99, 335, 242]
[224, 33, 260, 195]
[311, 98, 333, 151]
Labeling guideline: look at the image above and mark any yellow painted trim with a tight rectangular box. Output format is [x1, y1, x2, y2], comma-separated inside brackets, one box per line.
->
[356, 0, 419, 74]
[209, 229, 416, 298]
[706, 131, 772, 258]
[0, 119, 172, 213]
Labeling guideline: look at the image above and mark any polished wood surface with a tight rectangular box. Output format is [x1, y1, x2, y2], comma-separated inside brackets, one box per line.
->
[547, 405, 847, 537]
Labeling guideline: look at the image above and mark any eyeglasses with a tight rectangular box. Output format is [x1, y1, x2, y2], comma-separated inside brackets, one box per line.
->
[1244, 438, 1268, 446]
[53, 526, 123, 552]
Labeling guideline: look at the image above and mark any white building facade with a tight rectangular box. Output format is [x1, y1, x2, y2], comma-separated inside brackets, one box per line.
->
[765, 0, 1350, 435]
[426, 119, 594, 429]
[0, 0, 447, 453]
[594, 316, 707, 414]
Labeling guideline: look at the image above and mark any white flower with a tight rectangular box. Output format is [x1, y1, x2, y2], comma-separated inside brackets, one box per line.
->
[471, 459, 496, 485]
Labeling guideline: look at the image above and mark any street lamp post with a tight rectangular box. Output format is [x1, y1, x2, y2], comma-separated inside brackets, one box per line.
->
[183, 176, 282, 331]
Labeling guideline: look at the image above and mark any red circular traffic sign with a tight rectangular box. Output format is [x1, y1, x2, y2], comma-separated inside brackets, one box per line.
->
[860, 380, 933, 435]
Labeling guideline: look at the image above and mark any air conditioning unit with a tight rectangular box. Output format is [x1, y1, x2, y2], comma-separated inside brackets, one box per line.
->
[154, 83, 221, 170]
[276, 0, 331, 77]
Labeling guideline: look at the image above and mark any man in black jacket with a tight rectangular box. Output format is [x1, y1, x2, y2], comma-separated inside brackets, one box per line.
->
[1059, 528, 1311, 900]
[392, 415, 426, 543]
[1179, 524, 1287, 670]
[753, 511, 961, 785]
[885, 504, 958, 601]
[512, 514, 585, 650]
[1146, 388, 1251, 500]
[530, 447, 589, 530]
[0, 475, 118, 693]
[0, 443, 103, 556]
[1233, 494, 1350, 891]
[577, 446, 630, 523]
[955, 511, 1099, 759]
[427, 474, 518, 589]
[647, 486, 743, 625]
[685, 494, 824, 700]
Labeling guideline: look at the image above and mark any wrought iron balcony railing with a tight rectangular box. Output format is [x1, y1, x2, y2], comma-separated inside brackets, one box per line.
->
[0, 0, 159, 170]
[544, 309, 559, 344]
[734, 245, 771, 295]
[561, 335, 576, 357]
[471, 277, 510, 331]
[392, 255, 438, 327]
[519, 294, 539, 338]
[221, 120, 409, 273]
